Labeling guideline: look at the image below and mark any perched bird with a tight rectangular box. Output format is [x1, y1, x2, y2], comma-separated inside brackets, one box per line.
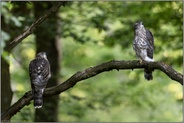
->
[29, 52, 51, 108]
[133, 21, 154, 80]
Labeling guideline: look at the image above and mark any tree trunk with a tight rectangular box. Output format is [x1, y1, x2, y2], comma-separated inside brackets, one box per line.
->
[1, 57, 13, 114]
[33, 2, 61, 121]
[1, 4, 26, 115]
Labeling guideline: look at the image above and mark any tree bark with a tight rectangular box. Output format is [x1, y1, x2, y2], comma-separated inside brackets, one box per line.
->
[1, 60, 183, 121]
[1, 14, 13, 115]
[1, 2, 65, 121]
[1, 57, 13, 114]
[4, 1, 64, 52]
[33, 2, 62, 122]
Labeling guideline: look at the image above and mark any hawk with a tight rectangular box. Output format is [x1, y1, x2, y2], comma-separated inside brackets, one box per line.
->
[133, 21, 154, 80]
[29, 52, 51, 108]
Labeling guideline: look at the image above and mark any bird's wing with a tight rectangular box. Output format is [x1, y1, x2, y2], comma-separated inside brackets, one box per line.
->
[29, 58, 50, 86]
[146, 29, 154, 58]
[146, 29, 154, 50]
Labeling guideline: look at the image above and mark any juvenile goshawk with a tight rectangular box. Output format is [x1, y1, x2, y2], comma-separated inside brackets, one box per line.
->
[29, 52, 51, 108]
[133, 21, 154, 80]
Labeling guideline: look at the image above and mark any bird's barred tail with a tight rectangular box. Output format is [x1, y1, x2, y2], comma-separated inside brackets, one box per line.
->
[34, 89, 44, 108]
[144, 68, 153, 81]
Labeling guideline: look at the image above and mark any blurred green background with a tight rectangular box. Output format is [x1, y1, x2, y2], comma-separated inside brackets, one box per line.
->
[2, 1, 183, 122]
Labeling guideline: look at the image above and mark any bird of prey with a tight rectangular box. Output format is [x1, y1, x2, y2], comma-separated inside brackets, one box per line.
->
[29, 52, 51, 108]
[133, 21, 154, 80]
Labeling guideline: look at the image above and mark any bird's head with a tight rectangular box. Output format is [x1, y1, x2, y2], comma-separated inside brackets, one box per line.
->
[36, 52, 47, 59]
[134, 21, 144, 29]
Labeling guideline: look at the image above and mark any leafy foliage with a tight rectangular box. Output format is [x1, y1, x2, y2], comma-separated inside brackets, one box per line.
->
[59, 1, 183, 122]
[2, 1, 182, 122]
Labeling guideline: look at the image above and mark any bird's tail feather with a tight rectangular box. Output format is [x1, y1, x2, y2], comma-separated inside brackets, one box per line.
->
[34, 99, 43, 109]
[33, 89, 43, 108]
[144, 68, 153, 81]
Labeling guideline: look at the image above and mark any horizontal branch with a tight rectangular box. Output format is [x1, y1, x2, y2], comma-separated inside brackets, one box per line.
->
[1, 60, 183, 120]
[4, 1, 64, 52]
